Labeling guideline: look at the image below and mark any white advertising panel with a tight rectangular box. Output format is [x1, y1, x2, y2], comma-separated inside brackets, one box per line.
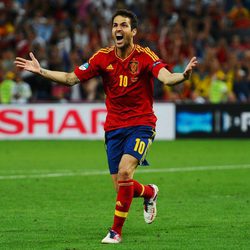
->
[0, 103, 175, 140]
[155, 102, 175, 140]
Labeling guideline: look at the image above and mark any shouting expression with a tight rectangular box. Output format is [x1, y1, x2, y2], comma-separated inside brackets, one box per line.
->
[112, 15, 137, 50]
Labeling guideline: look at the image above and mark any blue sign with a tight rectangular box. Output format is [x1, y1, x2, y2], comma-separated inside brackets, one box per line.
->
[176, 112, 213, 134]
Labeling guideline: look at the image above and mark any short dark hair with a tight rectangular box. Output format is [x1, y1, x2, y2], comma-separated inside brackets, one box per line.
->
[112, 9, 138, 30]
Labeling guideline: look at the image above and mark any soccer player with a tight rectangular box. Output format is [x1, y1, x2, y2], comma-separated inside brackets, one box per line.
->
[15, 9, 197, 244]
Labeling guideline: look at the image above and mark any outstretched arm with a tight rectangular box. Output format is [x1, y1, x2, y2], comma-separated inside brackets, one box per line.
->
[157, 57, 198, 86]
[14, 52, 80, 86]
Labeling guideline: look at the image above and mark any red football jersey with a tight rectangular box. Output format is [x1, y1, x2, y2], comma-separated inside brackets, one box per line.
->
[74, 44, 167, 131]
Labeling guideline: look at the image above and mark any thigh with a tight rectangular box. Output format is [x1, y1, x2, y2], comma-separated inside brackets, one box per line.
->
[105, 128, 126, 174]
[124, 126, 156, 166]
[105, 126, 156, 174]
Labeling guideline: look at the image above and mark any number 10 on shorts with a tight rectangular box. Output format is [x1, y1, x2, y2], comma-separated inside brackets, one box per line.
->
[134, 138, 146, 154]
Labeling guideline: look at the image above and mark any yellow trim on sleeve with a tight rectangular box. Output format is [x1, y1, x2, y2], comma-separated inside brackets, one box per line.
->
[145, 47, 159, 61]
[89, 48, 112, 63]
[136, 46, 159, 62]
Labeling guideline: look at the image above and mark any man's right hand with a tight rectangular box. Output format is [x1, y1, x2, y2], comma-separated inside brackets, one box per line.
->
[14, 52, 41, 74]
[14, 52, 79, 86]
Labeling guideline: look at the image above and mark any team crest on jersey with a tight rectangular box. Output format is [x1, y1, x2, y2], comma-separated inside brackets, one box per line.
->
[129, 58, 139, 74]
[79, 62, 89, 70]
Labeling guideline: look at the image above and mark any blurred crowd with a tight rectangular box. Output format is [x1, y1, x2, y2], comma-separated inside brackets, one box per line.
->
[0, 0, 250, 104]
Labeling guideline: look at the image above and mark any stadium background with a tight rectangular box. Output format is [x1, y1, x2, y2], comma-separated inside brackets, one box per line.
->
[1, 0, 250, 139]
[0, 1, 250, 249]
[0, 0, 250, 104]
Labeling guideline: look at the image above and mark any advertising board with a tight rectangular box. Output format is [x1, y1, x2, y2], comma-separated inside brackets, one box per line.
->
[0, 103, 175, 140]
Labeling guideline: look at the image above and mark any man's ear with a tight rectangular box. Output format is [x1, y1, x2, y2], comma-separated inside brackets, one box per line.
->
[132, 28, 137, 37]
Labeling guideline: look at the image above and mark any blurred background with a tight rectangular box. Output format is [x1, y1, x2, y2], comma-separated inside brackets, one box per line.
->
[0, 4, 250, 248]
[0, 0, 250, 104]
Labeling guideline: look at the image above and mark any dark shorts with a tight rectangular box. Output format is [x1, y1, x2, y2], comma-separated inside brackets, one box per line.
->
[105, 125, 156, 174]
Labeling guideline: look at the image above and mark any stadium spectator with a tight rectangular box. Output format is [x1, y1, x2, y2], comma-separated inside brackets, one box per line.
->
[14, 9, 197, 244]
[190, 62, 211, 103]
[233, 66, 250, 102]
[227, 0, 250, 29]
[12, 74, 32, 104]
[0, 71, 15, 104]
[209, 71, 229, 104]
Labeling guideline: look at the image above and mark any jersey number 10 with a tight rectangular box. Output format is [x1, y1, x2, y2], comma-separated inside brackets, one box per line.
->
[119, 75, 128, 87]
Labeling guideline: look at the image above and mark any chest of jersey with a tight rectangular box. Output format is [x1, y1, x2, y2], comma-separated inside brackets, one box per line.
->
[102, 56, 146, 92]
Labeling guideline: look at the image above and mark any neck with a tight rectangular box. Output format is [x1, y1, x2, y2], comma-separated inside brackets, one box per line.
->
[116, 43, 134, 59]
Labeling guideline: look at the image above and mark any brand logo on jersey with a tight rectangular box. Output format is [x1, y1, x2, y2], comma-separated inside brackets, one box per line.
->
[79, 62, 89, 70]
[106, 64, 114, 70]
[129, 58, 139, 74]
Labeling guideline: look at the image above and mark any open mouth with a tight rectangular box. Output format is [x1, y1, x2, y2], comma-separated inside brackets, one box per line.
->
[116, 35, 123, 42]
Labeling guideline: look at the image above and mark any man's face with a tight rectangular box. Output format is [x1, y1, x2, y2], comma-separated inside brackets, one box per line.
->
[112, 15, 136, 49]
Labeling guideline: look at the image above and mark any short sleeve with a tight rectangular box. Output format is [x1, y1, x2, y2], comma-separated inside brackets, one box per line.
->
[74, 52, 101, 82]
[151, 60, 169, 78]
[142, 47, 168, 78]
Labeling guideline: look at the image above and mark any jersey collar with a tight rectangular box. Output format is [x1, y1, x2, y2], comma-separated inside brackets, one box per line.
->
[114, 45, 136, 62]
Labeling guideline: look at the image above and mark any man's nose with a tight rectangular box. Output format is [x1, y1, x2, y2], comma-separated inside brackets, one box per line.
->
[116, 25, 122, 31]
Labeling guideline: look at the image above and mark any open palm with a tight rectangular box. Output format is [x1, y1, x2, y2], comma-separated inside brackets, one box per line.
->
[14, 52, 41, 74]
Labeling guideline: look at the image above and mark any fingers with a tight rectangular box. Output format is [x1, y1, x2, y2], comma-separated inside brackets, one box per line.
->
[15, 57, 27, 63]
[14, 59, 26, 68]
[14, 56, 28, 68]
[14, 52, 35, 65]
[183, 57, 198, 79]
[14, 53, 34, 69]
[187, 57, 198, 69]
[14, 62, 25, 67]
[29, 52, 35, 60]
[191, 56, 198, 65]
